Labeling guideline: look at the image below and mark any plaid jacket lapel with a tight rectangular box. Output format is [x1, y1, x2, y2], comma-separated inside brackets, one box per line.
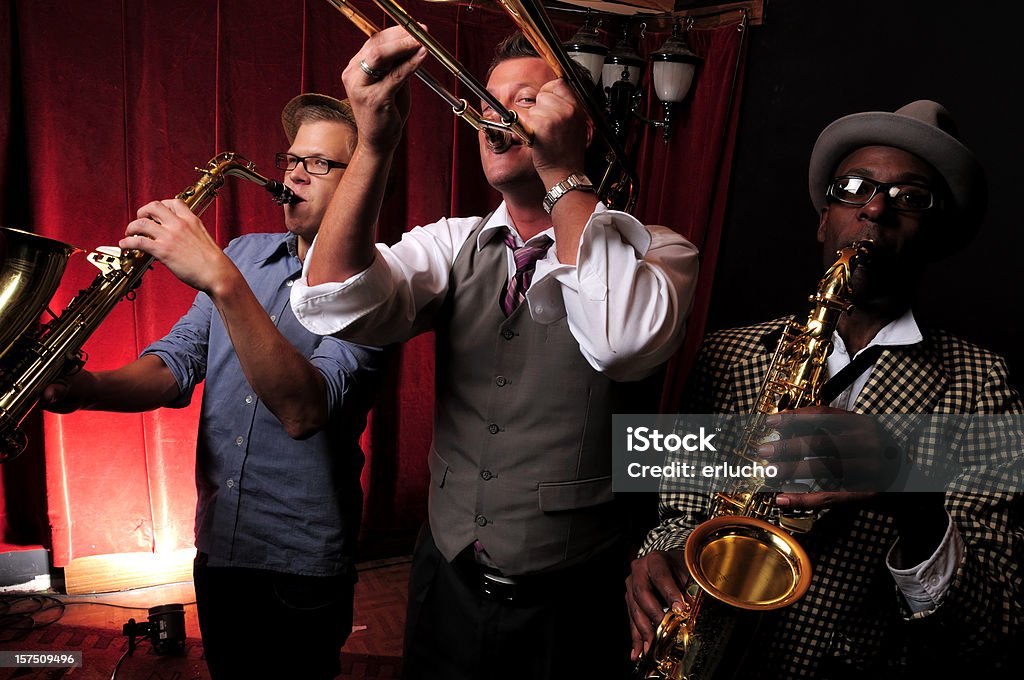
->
[855, 343, 947, 414]
[854, 343, 948, 459]
[727, 323, 785, 413]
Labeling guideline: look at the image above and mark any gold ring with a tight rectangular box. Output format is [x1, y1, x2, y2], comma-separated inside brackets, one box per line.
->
[358, 59, 389, 81]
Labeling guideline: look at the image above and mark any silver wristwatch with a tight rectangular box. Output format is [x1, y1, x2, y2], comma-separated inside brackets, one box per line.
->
[542, 173, 595, 214]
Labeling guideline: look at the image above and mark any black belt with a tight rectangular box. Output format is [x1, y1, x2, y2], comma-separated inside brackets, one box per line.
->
[450, 553, 579, 604]
[450, 546, 623, 604]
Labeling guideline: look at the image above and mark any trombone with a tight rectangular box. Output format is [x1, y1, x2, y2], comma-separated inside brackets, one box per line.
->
[324, 0, 638, 211]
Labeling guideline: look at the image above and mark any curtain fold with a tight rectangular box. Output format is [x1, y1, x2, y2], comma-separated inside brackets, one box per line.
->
[0, 0, 746, 567]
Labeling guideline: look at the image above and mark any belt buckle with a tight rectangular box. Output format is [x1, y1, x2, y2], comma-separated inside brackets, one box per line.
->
[480, 572, 518, 602]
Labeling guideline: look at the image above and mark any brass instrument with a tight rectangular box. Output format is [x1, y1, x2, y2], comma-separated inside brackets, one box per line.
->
[323, 0, 638, 210]
[0, 152, 294, 462]
[635, 240, 875, 680]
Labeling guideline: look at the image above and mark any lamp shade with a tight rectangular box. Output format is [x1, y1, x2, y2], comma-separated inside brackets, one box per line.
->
[603, 39, 644, 89]
[564, 21, 608, 86]
[649, 26, 702, 103]
[652, 61, 697, 103]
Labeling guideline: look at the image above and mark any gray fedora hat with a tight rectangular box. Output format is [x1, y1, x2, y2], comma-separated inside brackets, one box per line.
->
[808, 100, 986, 228]
[281, 93, 356, 144]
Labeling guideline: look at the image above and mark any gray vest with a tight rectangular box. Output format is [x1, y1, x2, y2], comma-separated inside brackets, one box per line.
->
[428, 218, 657, 575]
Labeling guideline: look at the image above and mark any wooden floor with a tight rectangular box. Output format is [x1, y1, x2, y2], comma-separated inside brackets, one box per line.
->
[33, 557, 410, 658]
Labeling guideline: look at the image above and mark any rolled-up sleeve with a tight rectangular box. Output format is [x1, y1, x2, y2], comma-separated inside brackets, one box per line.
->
[309, 335, 383, 418]
[140, 291, 213, 407]
[289, 245, 399, 338]
[290, 216, 480, 345]
[529, 206, 699, 381]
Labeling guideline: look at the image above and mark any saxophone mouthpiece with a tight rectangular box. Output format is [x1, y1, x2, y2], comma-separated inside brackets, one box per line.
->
[265, 180, 301, 205]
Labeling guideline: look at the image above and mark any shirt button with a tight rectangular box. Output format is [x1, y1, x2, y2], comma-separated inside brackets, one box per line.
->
[488, 423, 500, 435]
[245, 395, 253, 404]
[286, 280, 294, 287]
[480, 470, 493, 481]
[502, 329, 514, 340]
[270, 314, 277, 322]
[226, 479, 234, 488]
[495, 376, 508, 387]
[535, 304, 544, 314]
[475, 514, 488, 527]
[235, 436, 244, 446]
[928, 575, 940, 587]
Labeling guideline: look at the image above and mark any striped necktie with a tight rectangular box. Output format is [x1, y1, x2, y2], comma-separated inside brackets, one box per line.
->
[500, 230, 553, 316]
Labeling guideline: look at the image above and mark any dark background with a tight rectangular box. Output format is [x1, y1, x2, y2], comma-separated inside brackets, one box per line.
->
[710, 0, 1021, 391]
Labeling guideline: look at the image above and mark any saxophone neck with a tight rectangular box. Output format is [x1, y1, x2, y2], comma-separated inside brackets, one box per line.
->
[176, 152, 298, 215]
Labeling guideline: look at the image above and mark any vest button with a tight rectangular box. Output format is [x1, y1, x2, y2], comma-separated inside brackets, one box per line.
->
[475, 514, 488, 526]
[480, 470, 493, 480]
[488, 423, 500, 435]
[495, 376, 507, 387]
[502, 329, 514, 340]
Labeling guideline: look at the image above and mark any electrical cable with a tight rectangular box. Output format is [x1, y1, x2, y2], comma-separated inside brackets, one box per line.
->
[60, 598, 197, 610]
[0, 594, 66, 641]
[109, 635, 149, 680]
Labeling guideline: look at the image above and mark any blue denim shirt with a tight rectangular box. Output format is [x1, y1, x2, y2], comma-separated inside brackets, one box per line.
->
[143, 232, 382, 577]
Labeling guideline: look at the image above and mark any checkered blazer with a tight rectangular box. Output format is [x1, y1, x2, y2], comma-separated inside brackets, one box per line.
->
[642, 318, 1023, 678]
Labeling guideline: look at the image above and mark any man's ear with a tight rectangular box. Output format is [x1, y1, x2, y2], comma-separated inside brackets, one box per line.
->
[585, 118, 594, 148]
[816, 208, 829, 243]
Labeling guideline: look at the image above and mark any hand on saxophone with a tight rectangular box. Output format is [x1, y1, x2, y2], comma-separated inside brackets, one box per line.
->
[121, 199, 240, 296]
[625, 548, 688, 662]
[342, 24, 428, 155]
[759, 406, 903, 508]
[40, 370, 99, 414]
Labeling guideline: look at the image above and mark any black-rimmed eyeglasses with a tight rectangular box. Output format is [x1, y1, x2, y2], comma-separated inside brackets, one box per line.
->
[826, 175, 940, 212]
[275, 153, 348, 176]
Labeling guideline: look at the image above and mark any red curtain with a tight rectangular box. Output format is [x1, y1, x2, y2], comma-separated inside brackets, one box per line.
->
[0, 1, 746, 567]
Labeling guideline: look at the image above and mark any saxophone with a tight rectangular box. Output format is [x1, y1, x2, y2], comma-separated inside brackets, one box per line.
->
[0, 152, 295, 462]
[634, 240, 875, 680]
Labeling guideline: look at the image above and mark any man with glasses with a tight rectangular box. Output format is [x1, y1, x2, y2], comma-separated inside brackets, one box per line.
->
[42, 94, 382, 680]
[626, 100, 1022, 677]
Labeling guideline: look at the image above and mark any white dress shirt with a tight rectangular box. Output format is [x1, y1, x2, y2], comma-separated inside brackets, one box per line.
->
[290, 201, 699, 382]
[827, 309, 963, 614]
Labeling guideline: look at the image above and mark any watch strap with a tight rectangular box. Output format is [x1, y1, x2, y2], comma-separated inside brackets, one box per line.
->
[542, 173, 595, 214]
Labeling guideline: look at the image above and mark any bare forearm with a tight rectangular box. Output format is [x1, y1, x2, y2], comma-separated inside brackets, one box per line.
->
[209, 269, 328, 439]
[306, 146, 394, 285]
[84, 355, 181, 412]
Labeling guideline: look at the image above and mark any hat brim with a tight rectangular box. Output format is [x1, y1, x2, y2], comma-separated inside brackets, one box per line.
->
[808, 111, 985, 225]
[281, 93, 354, 143]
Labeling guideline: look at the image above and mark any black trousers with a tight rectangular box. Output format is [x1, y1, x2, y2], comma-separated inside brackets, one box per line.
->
[193, 553, 355, 680]
[401, 525, 632, 680]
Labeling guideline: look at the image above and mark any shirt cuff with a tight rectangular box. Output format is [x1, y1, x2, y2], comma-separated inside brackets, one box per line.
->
[528, 204, 651, 325]
[290, 250, 394, 336]
[886, 512, 964, 614]
[641, 528, 692, 556]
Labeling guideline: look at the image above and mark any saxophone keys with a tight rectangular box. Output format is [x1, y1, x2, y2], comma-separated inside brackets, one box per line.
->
[87, 246, 123, 274]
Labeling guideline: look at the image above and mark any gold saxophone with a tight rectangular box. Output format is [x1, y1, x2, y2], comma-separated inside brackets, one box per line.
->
[634, 239, 875, 680]
[0, 152, 295, 462]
